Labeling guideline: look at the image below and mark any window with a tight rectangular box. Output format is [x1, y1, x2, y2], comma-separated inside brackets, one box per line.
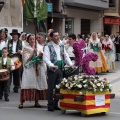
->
[81, 19, 90, 35]
[109, 0, 116, 7]
[65, 18, 74, 34]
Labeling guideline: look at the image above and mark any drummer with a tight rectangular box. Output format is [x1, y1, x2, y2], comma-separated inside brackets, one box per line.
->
[0, 47, 15, 101]
[7, 29, 23, 93]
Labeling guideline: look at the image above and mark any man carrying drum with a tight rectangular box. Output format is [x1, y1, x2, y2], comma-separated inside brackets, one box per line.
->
[7, 29, 23, 93]
[0, 47, 15, 101]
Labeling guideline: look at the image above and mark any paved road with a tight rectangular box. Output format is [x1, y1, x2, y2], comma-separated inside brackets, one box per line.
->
[0, 62, 120, 120]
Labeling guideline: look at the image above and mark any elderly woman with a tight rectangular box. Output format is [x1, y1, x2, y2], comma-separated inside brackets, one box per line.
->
[36, 32, 46, 47]
[88, 32, 108, 73]
[19, 34, 47, 109]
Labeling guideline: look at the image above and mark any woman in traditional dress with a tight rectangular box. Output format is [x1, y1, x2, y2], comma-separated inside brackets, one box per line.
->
[88, 32, 108, 73]
[0, 29, 6, 57]
[19, 34, 47, 109]
[102, 35, 116, 70]
[36, 32, 46, 48]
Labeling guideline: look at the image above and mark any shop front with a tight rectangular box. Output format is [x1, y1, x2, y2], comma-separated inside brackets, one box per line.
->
[104, 17, 120, 35]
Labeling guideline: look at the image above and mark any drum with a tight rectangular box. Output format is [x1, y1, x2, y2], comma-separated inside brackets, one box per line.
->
[0, 69, 9, 81]
[11, 57, 21, 70]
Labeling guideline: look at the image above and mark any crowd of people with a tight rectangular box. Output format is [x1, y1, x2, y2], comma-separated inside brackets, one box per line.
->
[0, 28, 120, 112]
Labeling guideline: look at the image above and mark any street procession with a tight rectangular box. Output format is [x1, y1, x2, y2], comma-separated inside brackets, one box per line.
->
[0, 0, 120, 120]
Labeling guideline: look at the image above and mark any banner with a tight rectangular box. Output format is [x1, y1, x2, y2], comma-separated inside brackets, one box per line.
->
[37, 20, 46, 33]
[23, 0, 48, 22]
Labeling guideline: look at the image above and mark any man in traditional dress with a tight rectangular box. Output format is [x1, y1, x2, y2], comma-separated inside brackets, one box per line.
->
[7, 29, 23, 93]
[43, 30, 74, 111]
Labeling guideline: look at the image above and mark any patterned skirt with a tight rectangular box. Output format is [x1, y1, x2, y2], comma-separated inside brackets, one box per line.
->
[20, 89, 47, 102]
[90, 50, 108, 73]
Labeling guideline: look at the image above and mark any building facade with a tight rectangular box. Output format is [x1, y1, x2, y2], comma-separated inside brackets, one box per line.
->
[62, 0, 109, 35]
[45, 0, 109, 36]
[104, 0, 120, 35]
[0, 0, 109, 36]
[0, 0, 23, 33]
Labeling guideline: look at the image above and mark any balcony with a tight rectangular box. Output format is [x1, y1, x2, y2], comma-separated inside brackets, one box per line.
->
[64, 0, 109, 11]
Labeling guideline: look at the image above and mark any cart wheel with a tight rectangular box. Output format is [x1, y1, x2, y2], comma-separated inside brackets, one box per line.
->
[61, 110, 66, 114]
[101, 112, 106, 115]
[81, 112, 86, 117]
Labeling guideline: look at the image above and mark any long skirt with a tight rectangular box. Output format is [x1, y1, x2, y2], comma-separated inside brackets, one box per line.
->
[89, 50, 108, 73]
[104, 50, 116, 70]
[20, 89, 47, 102]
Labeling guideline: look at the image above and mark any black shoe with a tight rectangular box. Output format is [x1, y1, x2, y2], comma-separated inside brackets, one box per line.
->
[14, 90, 19, 93]
[54, 107, 61, 110]
[18, 104, 23, 109]
[5, 97, 9, 102]
[0, 97, 2, 100]
[48, 108, 54, 111]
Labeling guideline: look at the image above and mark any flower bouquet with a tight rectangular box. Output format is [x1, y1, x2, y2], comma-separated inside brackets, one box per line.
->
[56, 74, 112, 94]
[25, 52, 43, 69]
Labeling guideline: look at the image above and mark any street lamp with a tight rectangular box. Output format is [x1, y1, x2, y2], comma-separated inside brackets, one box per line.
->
[0, 1, 4, 12]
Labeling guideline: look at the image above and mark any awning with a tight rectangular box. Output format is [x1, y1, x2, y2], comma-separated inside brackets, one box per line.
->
[48, 12, 67, 18]
[104, 17, 120, 25]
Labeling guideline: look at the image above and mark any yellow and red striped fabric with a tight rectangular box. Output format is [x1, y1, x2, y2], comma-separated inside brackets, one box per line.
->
[60, 89, 110, 115]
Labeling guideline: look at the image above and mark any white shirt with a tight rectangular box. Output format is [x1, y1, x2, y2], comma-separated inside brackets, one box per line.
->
[12, 41, 17, 53]
[43, 41, 73, 68]
[3, 57, 15, 70]
[0, 41, 6, 50]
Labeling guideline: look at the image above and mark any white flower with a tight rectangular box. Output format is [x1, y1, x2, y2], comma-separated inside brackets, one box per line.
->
[100, 88, 103, 92]
[92, 84, 96, 88]
[74, 77, 77, 80]
[70, 83, 73, 88]
[94, 89, 97, 92]
[79, 92, 83, 95]
[99, 78, 103, 81]
[83, 80, 87, 83]
[106, 89, 109, 92]
[109, 84, 112, 89]
[56, 85, 60, 89]
[83, 84, 87, 88]
[68, 87, 71, 89]
[63, 78, 67, 82]
[77, 84, 82, 88]
[90, 75, 95, 78]
[65, 83, 69, 87]
[97, 83, 101, 87]
[90, 81, 93, 85]
[78, 76, 83, 79]
[94, 79, 97, 83]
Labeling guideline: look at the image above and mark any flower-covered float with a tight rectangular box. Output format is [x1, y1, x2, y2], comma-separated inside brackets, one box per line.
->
[56, 40, 115, 116]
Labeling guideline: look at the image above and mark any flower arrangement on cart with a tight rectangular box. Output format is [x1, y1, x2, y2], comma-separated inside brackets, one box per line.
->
[56, 40, 115, 116]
